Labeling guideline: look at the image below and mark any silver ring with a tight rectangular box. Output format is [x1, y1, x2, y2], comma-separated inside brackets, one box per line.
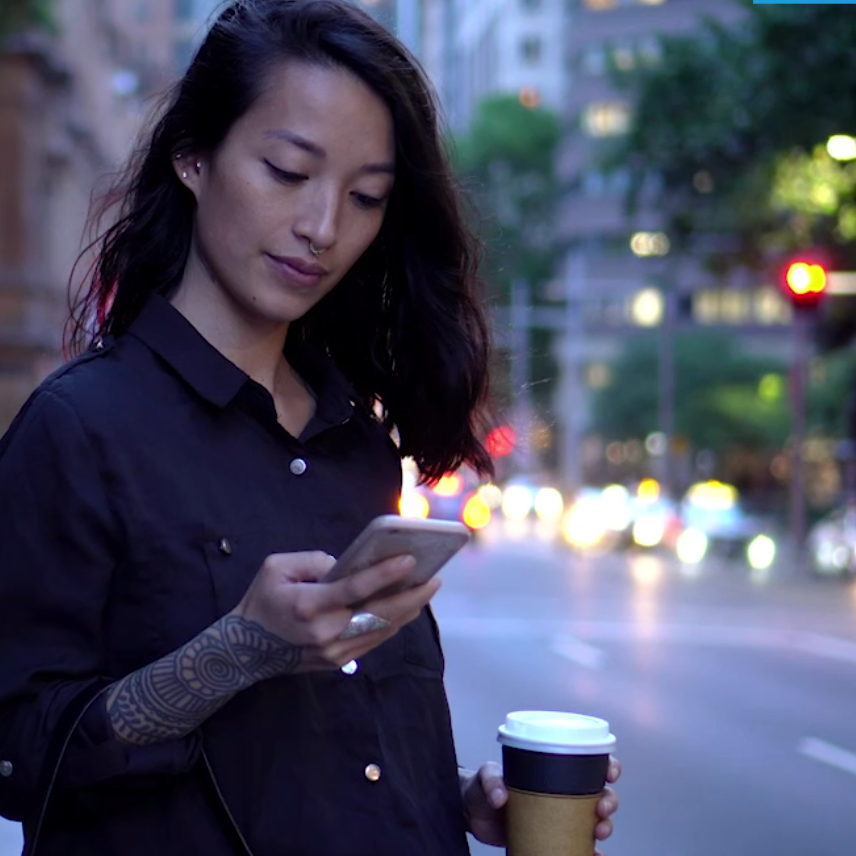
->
[309, 242, 326, 257]
[340, 612, 391, 640]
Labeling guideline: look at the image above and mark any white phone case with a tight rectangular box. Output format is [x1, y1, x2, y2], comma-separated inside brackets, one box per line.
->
[325, 515, 471, 588]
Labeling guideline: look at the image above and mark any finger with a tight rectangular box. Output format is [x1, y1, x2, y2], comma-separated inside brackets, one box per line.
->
[478, 762, 507, 809]
[606, 756, 621, 783]
[596, 788, 618, 819]
[325, 555, 416, 609]
[594, 818, 613, 841]
[359, 576, 442, 623]
[266, 550, 337, 584]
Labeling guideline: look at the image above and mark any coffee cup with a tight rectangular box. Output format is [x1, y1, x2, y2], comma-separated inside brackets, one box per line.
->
[497, 710, 616, 856]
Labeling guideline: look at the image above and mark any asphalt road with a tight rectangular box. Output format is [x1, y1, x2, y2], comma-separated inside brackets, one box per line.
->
[439, 524, 856, 856]
[1, 525, 853, 855]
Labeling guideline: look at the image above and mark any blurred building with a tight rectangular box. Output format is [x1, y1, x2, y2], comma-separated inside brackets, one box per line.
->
[440, 0, 566, 130]
[353, 0, 566, 131]
[552, 0, 794, 488]
[0, 0, 189, 432]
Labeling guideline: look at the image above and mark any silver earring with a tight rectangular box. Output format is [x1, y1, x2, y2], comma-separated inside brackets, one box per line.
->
[309, 242, 326, 257]
[196, 161, 202, 171]
[181, 171, 188, 179]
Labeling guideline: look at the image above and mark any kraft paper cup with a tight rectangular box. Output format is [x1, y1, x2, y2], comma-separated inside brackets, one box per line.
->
[498, 711, 616, 856]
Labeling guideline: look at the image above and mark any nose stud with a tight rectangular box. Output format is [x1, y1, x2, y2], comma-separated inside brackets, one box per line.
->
[309, 242, 326, 257]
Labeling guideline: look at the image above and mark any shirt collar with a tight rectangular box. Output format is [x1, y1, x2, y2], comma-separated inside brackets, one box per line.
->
[128, 294, 360, 425]
[128, 294, 248, 408]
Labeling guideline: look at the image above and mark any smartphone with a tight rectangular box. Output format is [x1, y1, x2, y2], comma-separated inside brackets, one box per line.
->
[324, 515, 471, 595]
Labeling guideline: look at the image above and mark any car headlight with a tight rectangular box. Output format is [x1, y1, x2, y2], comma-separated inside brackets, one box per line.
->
[747, 535, 776, 570]
[676, 527, 708, 564]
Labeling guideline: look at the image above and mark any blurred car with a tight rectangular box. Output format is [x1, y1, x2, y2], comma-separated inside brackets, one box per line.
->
[806, 505, 856, 578]
[498, 473, 566, 524]
[673, 481, 777, 570]
[398, 462, 494, 536]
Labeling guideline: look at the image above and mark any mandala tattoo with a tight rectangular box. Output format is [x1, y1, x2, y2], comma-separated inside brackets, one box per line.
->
[107, 616, 303, 745]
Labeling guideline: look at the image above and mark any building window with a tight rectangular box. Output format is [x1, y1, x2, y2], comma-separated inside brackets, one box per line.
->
[582, 102, 631, 137]
[174, 0, 195, 21]
[581, 170, 607, 197]
[611, 42, 635, 72]
[636, 36, 662, 67]
[580, 45, 606, 76]
[520, 36, 543, 64]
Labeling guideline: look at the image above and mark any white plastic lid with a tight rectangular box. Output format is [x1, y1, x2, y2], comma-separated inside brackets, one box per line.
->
[497, 710, 617, 755]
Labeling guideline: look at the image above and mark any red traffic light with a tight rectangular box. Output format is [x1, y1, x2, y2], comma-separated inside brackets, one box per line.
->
[485, 426, 516, 458]
[784, 260, 827, 308]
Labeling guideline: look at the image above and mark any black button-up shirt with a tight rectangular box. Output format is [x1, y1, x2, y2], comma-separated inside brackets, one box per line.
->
[0, 296, 470, 856]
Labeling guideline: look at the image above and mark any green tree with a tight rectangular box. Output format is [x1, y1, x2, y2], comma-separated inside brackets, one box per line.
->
[602, 1, 856, 281]
[453, 94, 564, 304]
[0, 0, 55, 40]
[590, 332, 790, 452]
[453, 95, 565, 427]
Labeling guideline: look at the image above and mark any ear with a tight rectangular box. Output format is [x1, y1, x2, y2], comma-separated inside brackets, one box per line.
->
[171, 153, 205, 198]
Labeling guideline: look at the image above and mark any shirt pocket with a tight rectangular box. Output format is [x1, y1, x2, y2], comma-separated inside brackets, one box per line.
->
[202, 529, 289, 616]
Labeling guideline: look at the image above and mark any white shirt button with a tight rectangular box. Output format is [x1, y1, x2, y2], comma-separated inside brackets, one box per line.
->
[0, 760, 13, 778]
[340, 659, 359, 676]
[289, 458, 308, 476]
[364, 763, 382, 782]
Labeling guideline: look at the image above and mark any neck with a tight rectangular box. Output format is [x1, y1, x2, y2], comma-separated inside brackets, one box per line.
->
[169, 262, 290, 394]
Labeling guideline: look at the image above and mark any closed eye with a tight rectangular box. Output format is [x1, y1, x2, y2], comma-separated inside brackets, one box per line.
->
[353, 192, 386, 210]
[264, 160, 306, 184]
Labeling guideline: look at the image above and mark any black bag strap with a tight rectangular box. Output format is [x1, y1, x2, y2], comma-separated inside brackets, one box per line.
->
[23, 682, 109, 856]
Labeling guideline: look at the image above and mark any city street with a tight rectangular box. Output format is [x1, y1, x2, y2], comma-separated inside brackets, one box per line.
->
[0, 530, 853, 855]
[441, 529, 856, 856]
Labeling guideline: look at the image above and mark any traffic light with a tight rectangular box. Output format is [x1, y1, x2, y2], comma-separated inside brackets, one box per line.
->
[783, 258, 828, 310]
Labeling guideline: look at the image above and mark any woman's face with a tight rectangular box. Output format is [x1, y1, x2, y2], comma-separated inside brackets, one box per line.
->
[177, 60, 395, 327]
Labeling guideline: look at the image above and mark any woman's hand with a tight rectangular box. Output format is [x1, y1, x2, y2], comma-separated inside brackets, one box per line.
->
[460, 756, 622, 852]
[231, 550, 440, 673]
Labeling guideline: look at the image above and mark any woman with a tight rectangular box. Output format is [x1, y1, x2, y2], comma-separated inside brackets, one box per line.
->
[0, 2, 619, 854]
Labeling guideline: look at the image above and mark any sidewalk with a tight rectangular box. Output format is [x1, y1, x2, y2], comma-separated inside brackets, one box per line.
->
[0, 820, 22, 855]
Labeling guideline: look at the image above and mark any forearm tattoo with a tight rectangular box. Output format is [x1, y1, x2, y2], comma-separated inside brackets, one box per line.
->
[106, 615, 302, 745]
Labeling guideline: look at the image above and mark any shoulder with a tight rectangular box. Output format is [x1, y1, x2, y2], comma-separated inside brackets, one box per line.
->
[1, 334, 151, 448]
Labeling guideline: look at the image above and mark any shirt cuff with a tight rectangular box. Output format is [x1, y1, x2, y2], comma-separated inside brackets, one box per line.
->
[58, 691, 202, 789]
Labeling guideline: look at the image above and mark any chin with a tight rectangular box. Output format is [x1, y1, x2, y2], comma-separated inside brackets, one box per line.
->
[243, 291, 322, 327]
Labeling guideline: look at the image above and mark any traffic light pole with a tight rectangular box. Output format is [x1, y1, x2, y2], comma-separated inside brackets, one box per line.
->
[790, 309, 810, 560]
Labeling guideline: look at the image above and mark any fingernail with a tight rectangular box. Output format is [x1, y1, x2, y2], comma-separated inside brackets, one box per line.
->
[395, 555, 416, 570]
[490, 788, 505, 807]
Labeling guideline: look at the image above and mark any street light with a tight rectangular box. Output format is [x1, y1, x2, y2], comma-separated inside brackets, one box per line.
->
[827, 134, 856, 162]
[781, 256, 829, 558]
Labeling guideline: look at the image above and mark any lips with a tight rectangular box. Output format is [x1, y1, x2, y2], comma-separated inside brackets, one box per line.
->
[265, 253, 328, 288]
[268, 254, 328, 276]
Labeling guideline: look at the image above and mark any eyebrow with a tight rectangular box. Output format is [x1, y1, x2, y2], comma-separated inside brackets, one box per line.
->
[265, 129, 396, 175]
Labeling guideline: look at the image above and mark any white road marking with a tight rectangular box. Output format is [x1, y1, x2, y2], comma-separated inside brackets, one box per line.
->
[798, 737, 856, 778]
[793, 632, 856, 665]
[551, 635, 605, 670]
[436, 616, 856, 668]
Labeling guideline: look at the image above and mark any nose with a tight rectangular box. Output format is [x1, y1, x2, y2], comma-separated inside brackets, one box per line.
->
[293, 184, 339, 254]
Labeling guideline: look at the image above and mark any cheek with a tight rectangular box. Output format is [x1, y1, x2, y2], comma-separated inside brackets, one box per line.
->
[197, 172, 269, 254]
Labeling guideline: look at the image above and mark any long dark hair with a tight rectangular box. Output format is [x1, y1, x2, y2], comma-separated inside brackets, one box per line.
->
[68, 0, 493, 482]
